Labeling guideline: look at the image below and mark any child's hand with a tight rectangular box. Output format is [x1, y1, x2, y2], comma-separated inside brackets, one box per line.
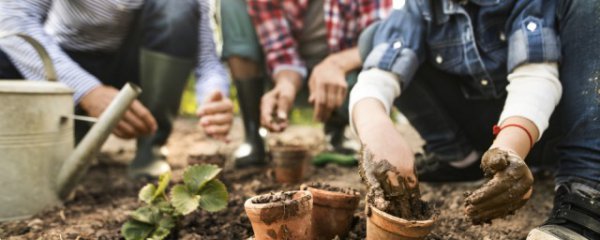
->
[465, 148, 533, 224]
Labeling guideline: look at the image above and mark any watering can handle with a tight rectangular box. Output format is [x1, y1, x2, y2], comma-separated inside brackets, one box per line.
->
[0, 32, 58, 82]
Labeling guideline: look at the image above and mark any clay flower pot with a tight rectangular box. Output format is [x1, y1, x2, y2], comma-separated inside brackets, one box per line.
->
[303, 184, 360, 240]
[365, 203, 434, 240]
[245, 191, 313, 240]
[271, 145, 309, 184]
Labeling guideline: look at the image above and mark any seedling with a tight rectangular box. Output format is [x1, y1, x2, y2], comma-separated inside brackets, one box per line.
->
[121, 164, 228, 240]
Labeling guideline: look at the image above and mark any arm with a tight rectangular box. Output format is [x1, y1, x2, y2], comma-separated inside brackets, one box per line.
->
[195, 0, 230, 104]
[247, 0, 305, 132]
[465, 0, 561, 224]
[246, 0, 306, 78]
[309, 47, 361, 121]
[0, 0, 101, 103]
[195, 0, 233, 140]
[0, 0, 156, 139]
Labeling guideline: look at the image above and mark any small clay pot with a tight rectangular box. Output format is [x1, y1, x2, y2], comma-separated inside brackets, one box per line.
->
[271, 146, 309, 184]
[305, 186, 360, 240]
[365, 203, 434, 240]
[245, 190, 313, 240]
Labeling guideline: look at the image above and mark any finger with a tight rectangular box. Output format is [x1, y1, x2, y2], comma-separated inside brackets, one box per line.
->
[260, 93, 276, 130]
[198, 101, 233, 116]
[465, 178, 511, 205]
[112, 127, 126, 139]
[115, 121, 136, 139]
[276, 93, 292, 118]
[335, 85, 346, 108]
[314, 87, 328, 122]
[123, 110, 149, 135]
[466, 186, 532, 214]
[469, 198, 528, 225]
[130, 100, 157, 132]
[200, 113, 234, 126]
[205, 124, 231, 136]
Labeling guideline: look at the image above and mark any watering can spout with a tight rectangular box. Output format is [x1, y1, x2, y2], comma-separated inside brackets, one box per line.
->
[56, 83, 142, 199]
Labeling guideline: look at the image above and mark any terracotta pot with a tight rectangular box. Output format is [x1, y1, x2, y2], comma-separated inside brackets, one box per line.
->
[271, 146, 309, 183]
[306, 186, 360, 240]
[365, 203, 434, 240]
[245, 191, 313, 240]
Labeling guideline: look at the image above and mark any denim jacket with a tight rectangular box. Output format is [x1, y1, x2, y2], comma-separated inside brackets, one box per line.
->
[363, 0, 560, 99]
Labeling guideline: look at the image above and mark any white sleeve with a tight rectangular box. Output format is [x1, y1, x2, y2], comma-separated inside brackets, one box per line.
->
[348, 68, 402, 134]
[0, 0, 101, 103]
[498, 62, 562, 140]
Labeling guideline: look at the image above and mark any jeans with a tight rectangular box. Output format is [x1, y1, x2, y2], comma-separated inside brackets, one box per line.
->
[366, 0, 600, 184]
[0, 0, 199, 146]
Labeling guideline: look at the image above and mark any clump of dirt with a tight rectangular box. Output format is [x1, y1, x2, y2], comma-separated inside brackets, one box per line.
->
[359, 148, 433, 220]
[302, 182, 360, 196]
[251, 191, 295, 204]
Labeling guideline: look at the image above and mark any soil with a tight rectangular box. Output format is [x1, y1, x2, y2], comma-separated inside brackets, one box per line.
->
[359, 149, 432, 220]
[302, 182, 360, 196]
[251, 191, 296, 204]
[0, 118, 556, 240]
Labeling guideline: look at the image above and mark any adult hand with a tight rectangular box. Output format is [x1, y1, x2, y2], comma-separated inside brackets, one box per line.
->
[79, 85, 157, 139]
[465, 148, 533, 224]
[260, 71, 301, 132]
[197, 91, 234, 141]
[308, 58, 348, 122]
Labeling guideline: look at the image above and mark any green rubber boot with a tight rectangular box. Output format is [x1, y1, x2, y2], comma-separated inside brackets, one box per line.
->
[129, 49, 194, 179]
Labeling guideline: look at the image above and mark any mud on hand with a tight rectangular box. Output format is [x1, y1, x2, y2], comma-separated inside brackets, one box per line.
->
[359, 148, 427, 220]
[464, 148, 534, 224]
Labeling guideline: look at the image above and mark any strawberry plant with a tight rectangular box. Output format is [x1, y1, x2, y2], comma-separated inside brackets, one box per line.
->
[121, 164, 228, 240]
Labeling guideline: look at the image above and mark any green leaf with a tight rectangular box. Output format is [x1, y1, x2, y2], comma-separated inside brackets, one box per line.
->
[154, 172, 172, 199]
[130, 206, 161, 224]
[183, 164, 222, 193]
[170, 184, 200, 215]
[149, 216, 176, 240]
[121, 220, 154, 240]
[139, 184, 157, 204]
[198, 179, 228, 212]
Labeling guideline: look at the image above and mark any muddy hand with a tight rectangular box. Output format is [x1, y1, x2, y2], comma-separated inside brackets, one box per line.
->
[465, 148, 533, 224]
[360, 148, 420, 217]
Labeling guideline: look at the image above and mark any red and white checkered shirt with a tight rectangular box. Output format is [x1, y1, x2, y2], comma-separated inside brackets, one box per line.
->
[247, 0, 393, 77]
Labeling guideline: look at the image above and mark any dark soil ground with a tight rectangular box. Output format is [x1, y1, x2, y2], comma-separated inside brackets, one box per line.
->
[0, 118, 555, 240]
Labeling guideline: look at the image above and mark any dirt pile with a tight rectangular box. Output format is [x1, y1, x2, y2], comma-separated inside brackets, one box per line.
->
[359, 149, 433, 220]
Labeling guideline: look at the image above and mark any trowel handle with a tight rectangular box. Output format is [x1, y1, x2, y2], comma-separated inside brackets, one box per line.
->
[57, 83, 142, 199]
[0, 32, 57, 82]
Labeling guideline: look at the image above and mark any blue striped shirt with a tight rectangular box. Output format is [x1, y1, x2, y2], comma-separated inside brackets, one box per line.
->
[0, 0, 229, 104]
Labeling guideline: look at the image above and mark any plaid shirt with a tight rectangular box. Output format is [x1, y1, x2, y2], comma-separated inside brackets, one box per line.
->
[247, 0, 393, 78]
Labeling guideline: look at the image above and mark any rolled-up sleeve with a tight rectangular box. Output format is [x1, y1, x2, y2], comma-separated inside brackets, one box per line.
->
[506, 0, 560, 72]
[361, 1, 426, 89]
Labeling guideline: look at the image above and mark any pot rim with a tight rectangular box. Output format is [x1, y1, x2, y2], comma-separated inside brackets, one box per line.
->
[244, 190, 312, 210]
[367, 203, 435, 226]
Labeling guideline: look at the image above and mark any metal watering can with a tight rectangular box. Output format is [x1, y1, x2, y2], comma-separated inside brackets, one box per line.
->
[0, 33, 141, 221]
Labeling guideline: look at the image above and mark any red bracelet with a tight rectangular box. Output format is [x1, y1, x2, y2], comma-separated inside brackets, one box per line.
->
[493, 124, 534, 149]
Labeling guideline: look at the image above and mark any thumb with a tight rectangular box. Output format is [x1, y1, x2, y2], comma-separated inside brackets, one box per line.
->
[482, 148, 510, 177]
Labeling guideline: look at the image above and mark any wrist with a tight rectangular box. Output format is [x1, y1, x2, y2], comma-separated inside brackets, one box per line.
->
[324, 48, 360, 73]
